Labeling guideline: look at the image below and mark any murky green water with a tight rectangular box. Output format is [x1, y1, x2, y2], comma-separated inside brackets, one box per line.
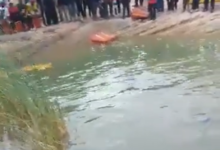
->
[30, 37, 220, 150]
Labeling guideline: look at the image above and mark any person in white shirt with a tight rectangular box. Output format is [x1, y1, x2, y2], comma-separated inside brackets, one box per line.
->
[0, 2, 9, 20]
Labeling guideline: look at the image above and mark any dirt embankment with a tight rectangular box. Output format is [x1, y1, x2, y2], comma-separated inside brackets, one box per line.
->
[1, 3, 220, 59]
[0, 22, 82, 58]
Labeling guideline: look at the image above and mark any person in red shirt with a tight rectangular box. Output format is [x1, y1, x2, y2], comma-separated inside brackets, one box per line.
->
[8, 2, 21, 29]
[148, 0, 156, 20]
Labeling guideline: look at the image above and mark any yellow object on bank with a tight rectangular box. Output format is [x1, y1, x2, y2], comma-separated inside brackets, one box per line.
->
[22, 63, 52, 72]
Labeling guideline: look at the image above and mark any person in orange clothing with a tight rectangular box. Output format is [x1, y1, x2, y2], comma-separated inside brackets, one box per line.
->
[148, 0, 156, 20]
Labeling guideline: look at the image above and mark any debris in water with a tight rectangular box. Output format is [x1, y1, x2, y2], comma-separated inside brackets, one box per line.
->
[22, 63, 52, 72]
[160, 105, 168, 109]
[193, 113, 210, 123]
[84, 116, 101, 124]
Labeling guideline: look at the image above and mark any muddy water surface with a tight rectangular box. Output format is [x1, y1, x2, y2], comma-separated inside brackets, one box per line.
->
[30, 36, 220, 150]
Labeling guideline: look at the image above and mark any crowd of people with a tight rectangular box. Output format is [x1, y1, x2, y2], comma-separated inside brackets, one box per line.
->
[0, 0, 216, 33]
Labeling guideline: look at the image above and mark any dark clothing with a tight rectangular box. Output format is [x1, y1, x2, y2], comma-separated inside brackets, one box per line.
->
[75, 0, 86, 18]
[45, 8, 58, 25]
[115, 0, 121, 13]
[204, 0, 215, 11]
[106, 1, 113, 16]
[192, 0, 199, 9]
[156, 0, 164, 11]
[16, 3, 26, 13]
[91, 1, 99, 18]
[43, 0, 58, 25]
[58, 0, 70, 6]
[25, 15, 33, 28]
[134, 0, 143, 6]
[100, 2, 108, 18]
[167, 0, 174, 10]
[83, 0, 92, 16]
[121, 0, 130, 18]
[36, 0, 46, 25]
[148, 3, 156, 20]
[174, 0, 178, 9]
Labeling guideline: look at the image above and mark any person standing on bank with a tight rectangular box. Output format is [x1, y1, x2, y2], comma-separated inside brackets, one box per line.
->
[115, 0, 121, 14]
[174, 0, 178, 9]
[182, 0, 189, 11]
[148, 0, 156, 20]
[167, 0, 174, 10]
[36, 0, 46, 25]
[82, 0, 92, 17]
[43, 0, 58, 25]
[100, 0, 108, 18]
[204, 0, 215, 12]
[75, 0, 86, 19]
[106, 0, 114, 17]
[134, 0, 143, 7]
[121, 0, 130, 19]
[192, 0, 199, 10]
[91, 0, 99, 20]
[57, 0, 71, 22]
[156, 0, 164, 12]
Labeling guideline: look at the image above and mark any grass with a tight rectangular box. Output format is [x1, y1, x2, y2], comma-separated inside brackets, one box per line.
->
[0, 54, 68, 150]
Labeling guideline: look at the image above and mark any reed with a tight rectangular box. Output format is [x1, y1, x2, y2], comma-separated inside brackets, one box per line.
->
[0, 54, 68, 150]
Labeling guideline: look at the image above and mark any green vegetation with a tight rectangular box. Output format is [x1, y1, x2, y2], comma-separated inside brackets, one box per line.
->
[0, 55, 68, 150]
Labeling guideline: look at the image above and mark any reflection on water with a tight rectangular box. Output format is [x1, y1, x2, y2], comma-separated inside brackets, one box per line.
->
[34, 37, 220, 150]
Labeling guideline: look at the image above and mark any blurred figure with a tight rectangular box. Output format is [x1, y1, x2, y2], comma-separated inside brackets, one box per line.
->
[91, 0, 99, 19]
[182, 0, 189, 11]
[8, 2, 20, 29]
[174, 0, 178, 9]
[0, 1, 12, 34]
[167, 0, 174, 10]
[57, 0, 71, 21]
[204, 0, 215, 12]
[75, 0, 86, 18]
[121, 0, 130, 18]
[156, 0, 164, 12]
[25, 0, 39, 29]
[148, 0, 156, 20]
[36, 0, 46, 25]
[67, 0, 77, 20]
[0, 1, 9, 20]
[192, 0, 199, 10]
[100, 0, 108, 18]
[115, 0, 121, 14]
[134, 0, 143, 7]
[106, 0, 113, 17]
[43, 0, 58, 25]
[17, 0, 26, 14]
[83, 0, 92, 17]
[16, 0, 27, 28]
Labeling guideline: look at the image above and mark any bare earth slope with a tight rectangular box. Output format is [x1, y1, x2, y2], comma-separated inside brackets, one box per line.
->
[1, 1, 220, 58]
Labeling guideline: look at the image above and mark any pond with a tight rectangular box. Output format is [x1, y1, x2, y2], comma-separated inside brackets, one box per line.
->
[28, 36, 220, 150]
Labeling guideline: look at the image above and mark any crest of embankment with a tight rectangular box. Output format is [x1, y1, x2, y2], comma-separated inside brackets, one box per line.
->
[1, 11, 220, 60]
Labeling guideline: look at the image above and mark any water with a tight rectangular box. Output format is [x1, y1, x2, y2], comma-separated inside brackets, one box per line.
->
[29, 37, 220, 150]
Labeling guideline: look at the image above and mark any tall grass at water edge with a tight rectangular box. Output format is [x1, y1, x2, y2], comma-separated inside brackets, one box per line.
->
[0, 54, 68, 150]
